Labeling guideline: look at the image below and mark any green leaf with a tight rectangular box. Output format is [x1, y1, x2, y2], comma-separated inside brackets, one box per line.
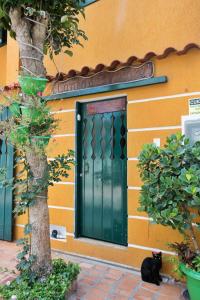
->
[24, 224, 32, 235]
[186, 174, 192, 181]
[64, 50, 73, 57]
[61, 15, 68, 23]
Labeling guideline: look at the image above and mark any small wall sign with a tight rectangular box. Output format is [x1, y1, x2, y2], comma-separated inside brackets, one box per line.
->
[189, 98, 200, 115]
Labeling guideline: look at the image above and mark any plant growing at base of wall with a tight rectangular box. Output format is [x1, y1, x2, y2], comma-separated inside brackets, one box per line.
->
[0, 259, 80, 300]
[138, 133, 200, 299]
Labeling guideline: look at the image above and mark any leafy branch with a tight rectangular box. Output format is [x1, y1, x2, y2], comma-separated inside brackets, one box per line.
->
[0, 0, 87, 61]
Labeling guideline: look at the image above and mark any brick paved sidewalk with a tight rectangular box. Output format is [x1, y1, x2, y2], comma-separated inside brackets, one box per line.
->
[0, 241, 185, 300]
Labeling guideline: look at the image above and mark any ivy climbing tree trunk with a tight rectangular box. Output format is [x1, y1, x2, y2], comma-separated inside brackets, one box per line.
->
[9, 7, 52, 274]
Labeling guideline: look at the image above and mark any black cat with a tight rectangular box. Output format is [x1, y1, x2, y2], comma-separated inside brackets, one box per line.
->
[141, 252, 162, 286]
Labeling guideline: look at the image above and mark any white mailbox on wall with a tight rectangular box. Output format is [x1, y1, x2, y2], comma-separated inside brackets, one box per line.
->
[182, 115, 200, 145]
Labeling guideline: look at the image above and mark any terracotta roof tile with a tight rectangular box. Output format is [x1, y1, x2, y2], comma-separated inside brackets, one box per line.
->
[3, 43, 200, 91]
[48, 43, 200, 81]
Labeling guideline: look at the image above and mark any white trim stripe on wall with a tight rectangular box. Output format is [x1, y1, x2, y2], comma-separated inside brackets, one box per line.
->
[51, 134, 75, 138]
[66, 232, 74, 237]
[128, 216, 199, 230]
[15, 224, 73, 238]
[49, 156, 138, 161]
[128, 125, 181, 132]
[128, 157, 138, 161]
[14, 224, 175, 255]
[128, 186, 141, 190]
[16, 224, 25, 228]
[128, 243, 176, 256]
[50, 127, 181, 137]
[128, 91, 200, 104]
[48, 205, 74, 211]
[49, 125, 182, 139]
[50, 109, 75, 114]
[48, 91, 200, 107]
[53, 181, 75, 185]
[46, 91, 200, 118]
[128, 216, 152, 221]
[50, 237, 67, 242]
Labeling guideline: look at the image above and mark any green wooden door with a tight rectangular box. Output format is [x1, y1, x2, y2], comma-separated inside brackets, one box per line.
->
[76, 98, 127, 246]
[0, 108, 14, 241]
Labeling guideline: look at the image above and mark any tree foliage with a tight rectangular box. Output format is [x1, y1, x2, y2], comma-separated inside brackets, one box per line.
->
[0, 0, 87, 58]
[138, 133, 200, 251]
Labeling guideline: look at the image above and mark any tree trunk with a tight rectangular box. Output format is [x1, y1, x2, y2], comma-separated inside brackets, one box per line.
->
[26, 150, 51, 274]
[9, 7, 47, 77]
[188, 223, 200, 254]
[9, 8, 52, 275]
[183, 204, 200, 253]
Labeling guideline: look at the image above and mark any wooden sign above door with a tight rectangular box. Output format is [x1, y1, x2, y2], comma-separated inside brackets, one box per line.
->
[52, 61, 154, 94]
[87, 98, 126, 115]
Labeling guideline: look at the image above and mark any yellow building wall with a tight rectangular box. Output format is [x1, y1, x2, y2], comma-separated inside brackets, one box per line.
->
[14, 48, 200, 273]
[4, 0, 200, 82]
[45, 0, 200, 74]
[0, 46, 7, 86]
[5, 36, 19, 85]
[2, 0, 200, 275]
[0, 35, 19, 87]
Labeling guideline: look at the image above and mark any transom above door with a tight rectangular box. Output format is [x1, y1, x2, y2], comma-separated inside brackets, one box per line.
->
[76, 97, 127, 246]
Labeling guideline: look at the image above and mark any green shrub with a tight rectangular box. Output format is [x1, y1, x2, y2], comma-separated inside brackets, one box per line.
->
[138, 133, 200, 253]
[0, 259, 80, 300]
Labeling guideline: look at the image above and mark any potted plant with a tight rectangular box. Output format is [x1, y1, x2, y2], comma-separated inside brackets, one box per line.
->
[18, 75, 48, 96]
[9, 102, 21, 117]
[10, 125, 29, 145]
[3, 96, 55, 149]
[180, 261, 200, 300]
[138, 133, 200, 300]
[30, 135, 51, 147]
[19, 97, 56, 147]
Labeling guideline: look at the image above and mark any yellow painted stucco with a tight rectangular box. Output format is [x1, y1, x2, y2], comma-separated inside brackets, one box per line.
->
[13, 49, 200, 273]
[1, 0, 200, 275]
[0, 46, 7, 86]
[45, 0, 200, 73]
[3, 1, 200, 80]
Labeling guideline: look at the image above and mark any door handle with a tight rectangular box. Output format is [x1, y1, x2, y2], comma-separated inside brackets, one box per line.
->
[98, 175, 103, 182]
[84, 162, 89, 173]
